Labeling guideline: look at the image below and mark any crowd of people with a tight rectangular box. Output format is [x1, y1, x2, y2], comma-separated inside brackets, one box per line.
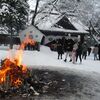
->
[24, 42, 40, 51]
[55, 37, 100, 64]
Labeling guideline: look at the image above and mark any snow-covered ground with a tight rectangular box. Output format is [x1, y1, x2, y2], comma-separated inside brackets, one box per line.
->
[0, 45, 100, 73]
[1, 45, 100, 100]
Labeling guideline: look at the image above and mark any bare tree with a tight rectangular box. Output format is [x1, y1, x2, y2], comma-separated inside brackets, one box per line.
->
[31, 0, 59, 25]
[31, 0, 40, 25]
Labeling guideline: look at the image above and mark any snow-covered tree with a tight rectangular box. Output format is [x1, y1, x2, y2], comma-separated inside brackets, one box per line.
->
[29, 0, 100, 30]
[0, 0, 29, 34]
[49, 0, 95, 25]
[29, 0, 60, 25]
[94, 13, 100, 31]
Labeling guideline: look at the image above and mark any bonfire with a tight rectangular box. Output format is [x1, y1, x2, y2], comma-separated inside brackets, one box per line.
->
[0, 35, 36, 89]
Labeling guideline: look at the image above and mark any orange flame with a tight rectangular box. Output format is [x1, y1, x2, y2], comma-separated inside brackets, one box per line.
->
[0, 35, 36, 87]
[13, 78, 22, 87]
[0, 67, 10, 83]
[20, 34, 36, 50]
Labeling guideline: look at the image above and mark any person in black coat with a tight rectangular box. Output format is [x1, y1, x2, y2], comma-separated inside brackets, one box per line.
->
[82, 42, 88, 59]
[57, 42, 64, 59]
[87, 47, 91, 56]
[98, 44, 100, 60]
[64, 39, 74, 62]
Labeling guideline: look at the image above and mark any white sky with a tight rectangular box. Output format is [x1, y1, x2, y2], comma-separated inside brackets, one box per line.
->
[28, 0, 36, 10]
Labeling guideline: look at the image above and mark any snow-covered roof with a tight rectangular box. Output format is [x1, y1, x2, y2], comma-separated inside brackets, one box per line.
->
[35, 12, 89, 34]
[41, 27, 89, 34]
[28, 0, 89, 35]
[67, 16, 89, 31]
[35, 11, 62, 29]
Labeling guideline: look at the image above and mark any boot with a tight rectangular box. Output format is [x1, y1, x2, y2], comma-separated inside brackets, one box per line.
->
[64, 59, 66, 62]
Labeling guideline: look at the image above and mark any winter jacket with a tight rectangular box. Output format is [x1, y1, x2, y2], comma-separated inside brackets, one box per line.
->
[93, 46, 99, 54]
[76, 43, 83, 54]
[65, 39, 74, 51]
[73, 43, 78, 51]
[57, 44, 64, 54]
[82, 43, 88, 53]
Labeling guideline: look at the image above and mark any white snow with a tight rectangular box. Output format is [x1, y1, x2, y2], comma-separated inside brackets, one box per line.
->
[1, 45, 100, 99]
[0, 45, 100, 74]
[28, 0, 36, 10]
[28, 0, 47, 10]
[41, 27, 89, 34]
[35, 13, 61, 29]
[68, 16, 89, 31]
[0, 27, 8, 34]
[34, 12, 89, 34]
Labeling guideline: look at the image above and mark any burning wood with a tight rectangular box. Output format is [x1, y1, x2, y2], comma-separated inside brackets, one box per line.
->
[0, 36, 42, 99]
[0, 58, 28, 88]
[0, 35, 35, 89]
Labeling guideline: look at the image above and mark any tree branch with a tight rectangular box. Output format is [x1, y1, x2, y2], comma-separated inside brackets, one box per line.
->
[31, 0, 40, 25]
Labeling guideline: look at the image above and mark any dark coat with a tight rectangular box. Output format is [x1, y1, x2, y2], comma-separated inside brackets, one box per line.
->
[76, 43, 83, 55]
[98, 44, 100, 54]
[57, 44, 64, 54]
[65, 39, 74, 52]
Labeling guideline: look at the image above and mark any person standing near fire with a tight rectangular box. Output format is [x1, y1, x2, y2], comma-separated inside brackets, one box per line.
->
[56, 39, 64, 59]
[82, 42, 88, 60]
[93, 44, 99, 60]
[98, 44, 100, 60]
[64, 38, 74, 62]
